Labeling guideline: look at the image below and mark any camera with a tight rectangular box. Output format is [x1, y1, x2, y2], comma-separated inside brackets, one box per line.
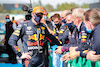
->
[21, 4, 32, 20]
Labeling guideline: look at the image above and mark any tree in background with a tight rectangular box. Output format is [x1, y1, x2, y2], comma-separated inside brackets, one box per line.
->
[81, 3, 89, 8]
[0, 4, 3, 13]
[39, 0, 42, 6]
[0, 1, 89, 14]
[56, 3, 79, 11]
[43, 4, 55, 12]
[43, 2, 89, 12]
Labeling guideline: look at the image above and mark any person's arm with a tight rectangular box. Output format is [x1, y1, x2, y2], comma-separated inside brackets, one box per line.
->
[74, 26, 90, 57]
[60, 43, 72, 52]
[41, 18, 55, 35]
[92, 28, 100, 54]
[73, 42, 99, 60]
[45, 23, 55, 35]
[12, 23, 17, 30]
[80, 26, 100, 57]
[54, 34, 70, 55]
[61, 46, 88, 61]
[57, 25, 69, 44]
[8, 23, 24, 57]
[55, 42, 73, 55]
[86, 51, 100, 62]
[62, 47, 87, 62]
[45, 26, 61, 46]
[69, 46, 88, 58]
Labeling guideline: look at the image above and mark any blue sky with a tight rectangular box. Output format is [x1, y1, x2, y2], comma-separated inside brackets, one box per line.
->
[0, 0, 99, 8]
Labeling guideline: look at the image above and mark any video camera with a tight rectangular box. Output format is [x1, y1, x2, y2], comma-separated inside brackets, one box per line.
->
[21, 4, 32, 20]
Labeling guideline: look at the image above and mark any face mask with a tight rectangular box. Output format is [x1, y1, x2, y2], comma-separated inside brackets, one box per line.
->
[55, 23, 61, 29]
[86, 27, 92, 33]
[6, 19, 10, 22]
[44, 16, 47, 21]
[62, 19, 66, 23]
[34, 14, 41, 24]
[66, 23, 72, 29]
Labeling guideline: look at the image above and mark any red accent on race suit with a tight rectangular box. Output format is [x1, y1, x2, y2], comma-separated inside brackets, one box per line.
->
[27, 41, 44, 46]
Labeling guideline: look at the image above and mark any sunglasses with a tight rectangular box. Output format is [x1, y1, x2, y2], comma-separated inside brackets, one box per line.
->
[6, 18, 9, 19]
[35, 13, 43, 17]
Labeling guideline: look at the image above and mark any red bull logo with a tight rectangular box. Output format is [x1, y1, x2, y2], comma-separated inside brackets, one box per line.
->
[27, 34, 45, 46]
[14, 46, 20, 52]
[28, 34, 45, 41]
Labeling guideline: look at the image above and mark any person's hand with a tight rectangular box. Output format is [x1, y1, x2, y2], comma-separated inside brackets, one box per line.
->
[40, 16, 46, 24]
[86, 51, 100, 62]
[62, 51, 80, 63]
[20, 52, 32, 59]
[69, 47, 78, 52]
[69, 51, 80, 60]
[54, 46, 63, 55]
[62, 53, 70, 63]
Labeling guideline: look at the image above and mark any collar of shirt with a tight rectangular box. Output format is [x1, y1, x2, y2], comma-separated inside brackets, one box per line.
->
[29, 19, 36, 26]
[77, 22, 82, 31]
[77, 22, 84, 32]
[92, 24, 100, 32]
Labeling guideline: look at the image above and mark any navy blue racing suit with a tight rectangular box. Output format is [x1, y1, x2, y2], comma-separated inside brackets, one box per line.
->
[89, 24, 100, 55]
[55, 24, 70, 44]
[8, 19, 61, 67]
[62, 22, 90, 56]
[79, 24, 100, 57]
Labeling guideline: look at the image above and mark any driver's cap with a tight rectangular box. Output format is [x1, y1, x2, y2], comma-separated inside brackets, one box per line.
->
[32, 6, 44, 13]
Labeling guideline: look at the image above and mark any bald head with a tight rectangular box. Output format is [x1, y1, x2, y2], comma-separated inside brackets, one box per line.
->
[61, 10, 69, 20]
